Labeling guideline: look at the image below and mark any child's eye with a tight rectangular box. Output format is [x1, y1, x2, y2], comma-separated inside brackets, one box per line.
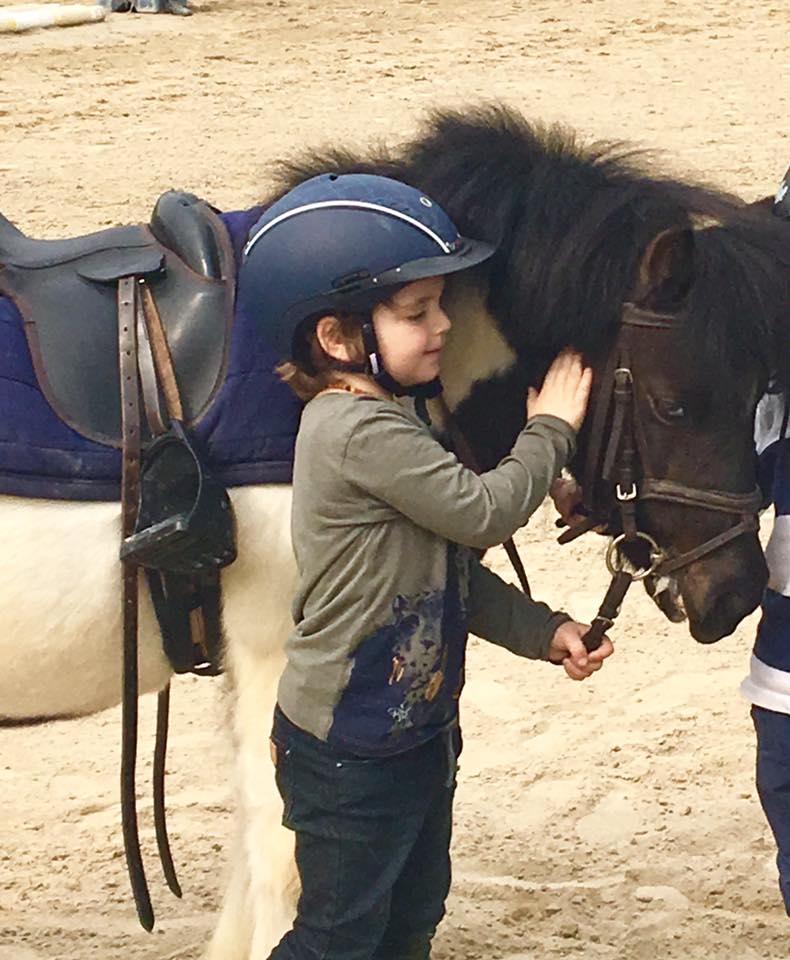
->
[406, 311, 427, 323]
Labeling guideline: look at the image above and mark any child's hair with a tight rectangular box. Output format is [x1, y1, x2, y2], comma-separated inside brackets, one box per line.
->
[276, 310, 369, 401]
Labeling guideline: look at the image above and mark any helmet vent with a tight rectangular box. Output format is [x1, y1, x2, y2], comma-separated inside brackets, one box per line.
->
[333, 269, 371, 291]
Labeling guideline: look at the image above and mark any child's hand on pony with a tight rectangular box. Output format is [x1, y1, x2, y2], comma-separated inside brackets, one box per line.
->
[527, 349, 592, 432]
[548, 620, 614, 680]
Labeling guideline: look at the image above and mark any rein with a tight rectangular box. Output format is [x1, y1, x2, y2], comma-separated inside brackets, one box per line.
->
[562, 304, 762, 650]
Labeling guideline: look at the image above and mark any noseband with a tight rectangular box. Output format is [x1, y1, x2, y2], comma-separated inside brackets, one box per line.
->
[563, 305, 763, 650]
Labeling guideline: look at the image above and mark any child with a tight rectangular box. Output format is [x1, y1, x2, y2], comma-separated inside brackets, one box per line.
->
[740, 166, 790, 916]
[238, 173, 614, 960]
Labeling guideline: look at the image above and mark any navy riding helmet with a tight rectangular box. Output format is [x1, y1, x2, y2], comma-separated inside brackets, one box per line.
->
[775, 166, 790, 220]
[237, 173, 495, 395]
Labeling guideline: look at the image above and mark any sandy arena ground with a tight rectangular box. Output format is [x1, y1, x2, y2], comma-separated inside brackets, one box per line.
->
[2, 1, 790, 958]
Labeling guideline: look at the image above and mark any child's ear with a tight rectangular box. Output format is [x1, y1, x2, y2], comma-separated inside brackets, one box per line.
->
[315, 315, 353, 362]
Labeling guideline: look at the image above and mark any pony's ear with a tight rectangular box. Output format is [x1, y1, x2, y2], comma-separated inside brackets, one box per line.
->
[632, 227, 695, 311]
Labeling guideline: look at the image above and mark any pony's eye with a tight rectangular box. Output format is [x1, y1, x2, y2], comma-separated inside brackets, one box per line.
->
[651, 397, 686, 423]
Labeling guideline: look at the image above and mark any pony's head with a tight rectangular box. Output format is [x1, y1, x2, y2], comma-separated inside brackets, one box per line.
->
[574, 218, 789, 643]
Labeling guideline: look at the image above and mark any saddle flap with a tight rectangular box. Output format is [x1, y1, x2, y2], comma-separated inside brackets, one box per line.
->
[77, 248, 165, 283]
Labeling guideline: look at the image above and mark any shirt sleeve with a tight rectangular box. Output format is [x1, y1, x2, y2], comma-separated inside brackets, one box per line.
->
[466, 556, 570, 660]
[340, 404, 576, 550]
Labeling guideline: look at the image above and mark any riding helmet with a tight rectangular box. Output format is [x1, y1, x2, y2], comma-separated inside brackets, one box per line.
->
[237, 173, 495, 392]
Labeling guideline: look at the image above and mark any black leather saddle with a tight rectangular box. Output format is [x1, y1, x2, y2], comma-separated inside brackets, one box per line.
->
[0, 191, 235, 446]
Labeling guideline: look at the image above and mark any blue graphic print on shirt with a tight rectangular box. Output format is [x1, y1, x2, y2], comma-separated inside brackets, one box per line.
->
[328, 543, 470, 755]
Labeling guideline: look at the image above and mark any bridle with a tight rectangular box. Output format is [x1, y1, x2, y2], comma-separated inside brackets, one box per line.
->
[560, 303, 763, 651]
[436, 302, 762, 654]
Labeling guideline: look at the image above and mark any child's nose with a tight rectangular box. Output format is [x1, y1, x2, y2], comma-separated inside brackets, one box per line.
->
[435, 307, 451, 334]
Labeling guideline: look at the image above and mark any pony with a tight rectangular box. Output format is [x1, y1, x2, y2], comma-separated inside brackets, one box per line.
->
[2, 106, 789, 958]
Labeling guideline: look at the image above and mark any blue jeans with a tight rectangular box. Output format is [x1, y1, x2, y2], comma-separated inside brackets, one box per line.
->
[268, 707, 460, 960]
[752, 705, 790, 914]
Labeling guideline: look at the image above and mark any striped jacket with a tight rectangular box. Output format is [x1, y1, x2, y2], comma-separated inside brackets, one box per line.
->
[741, 392, 790, 712]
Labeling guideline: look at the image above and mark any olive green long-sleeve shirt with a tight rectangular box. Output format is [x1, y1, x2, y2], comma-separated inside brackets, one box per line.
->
[278, 391, 576, 756]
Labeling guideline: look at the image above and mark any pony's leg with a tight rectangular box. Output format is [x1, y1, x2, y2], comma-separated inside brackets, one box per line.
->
[205, 808, 254, 960]
[207, 486, 299, 960]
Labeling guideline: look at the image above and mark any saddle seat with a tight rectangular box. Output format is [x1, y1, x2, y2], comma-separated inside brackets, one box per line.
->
[0, 191, 236, 446]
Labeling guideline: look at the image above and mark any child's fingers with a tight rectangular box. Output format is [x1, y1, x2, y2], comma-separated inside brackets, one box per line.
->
[562, 657, 588, 680]
[526, 386, 538, 417]
[543, 349, 579, 386]
[587, 637, 614, 662]
[563, 655, 604, 680]
[577, 366, 593, 400]
[559, 627, 612, 680]
[562, 633, 589, 669]
[552, 349, 582, 380]
[557, 356, 589, 399]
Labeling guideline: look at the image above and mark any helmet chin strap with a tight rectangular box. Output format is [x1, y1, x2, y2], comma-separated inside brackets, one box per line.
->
[360, 322, 442, 399]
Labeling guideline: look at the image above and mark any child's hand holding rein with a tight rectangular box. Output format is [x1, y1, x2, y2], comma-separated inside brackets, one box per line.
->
[527, 350, 592, 432]
[547, 620, 614, 680]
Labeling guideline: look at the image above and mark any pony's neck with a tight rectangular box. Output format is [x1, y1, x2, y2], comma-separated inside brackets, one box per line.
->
[438, 275, 517, 412]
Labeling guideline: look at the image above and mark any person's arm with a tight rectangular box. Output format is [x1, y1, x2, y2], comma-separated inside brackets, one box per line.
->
[466, 556, 570, 659]
[341, 405, 575, 550]
[467, 557, 615, 677]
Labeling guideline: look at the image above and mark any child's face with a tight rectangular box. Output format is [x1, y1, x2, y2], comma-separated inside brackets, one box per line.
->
[373, 276, 450, 386]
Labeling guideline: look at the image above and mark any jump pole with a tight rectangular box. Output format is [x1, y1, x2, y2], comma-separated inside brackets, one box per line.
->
[0, 4, 106, 33]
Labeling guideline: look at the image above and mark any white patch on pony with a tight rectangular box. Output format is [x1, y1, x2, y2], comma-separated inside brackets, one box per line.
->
[0, 494, 171, 720]
[439, 276, 517, 412]
[207, 484, 299, 959]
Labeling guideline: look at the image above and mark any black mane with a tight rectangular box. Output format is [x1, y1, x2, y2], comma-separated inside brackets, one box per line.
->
[271, 104, 790, 394]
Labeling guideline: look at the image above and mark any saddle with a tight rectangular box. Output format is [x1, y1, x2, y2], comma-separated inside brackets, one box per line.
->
[0, 191, 235, 446]
[0, 193, 239, 931]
